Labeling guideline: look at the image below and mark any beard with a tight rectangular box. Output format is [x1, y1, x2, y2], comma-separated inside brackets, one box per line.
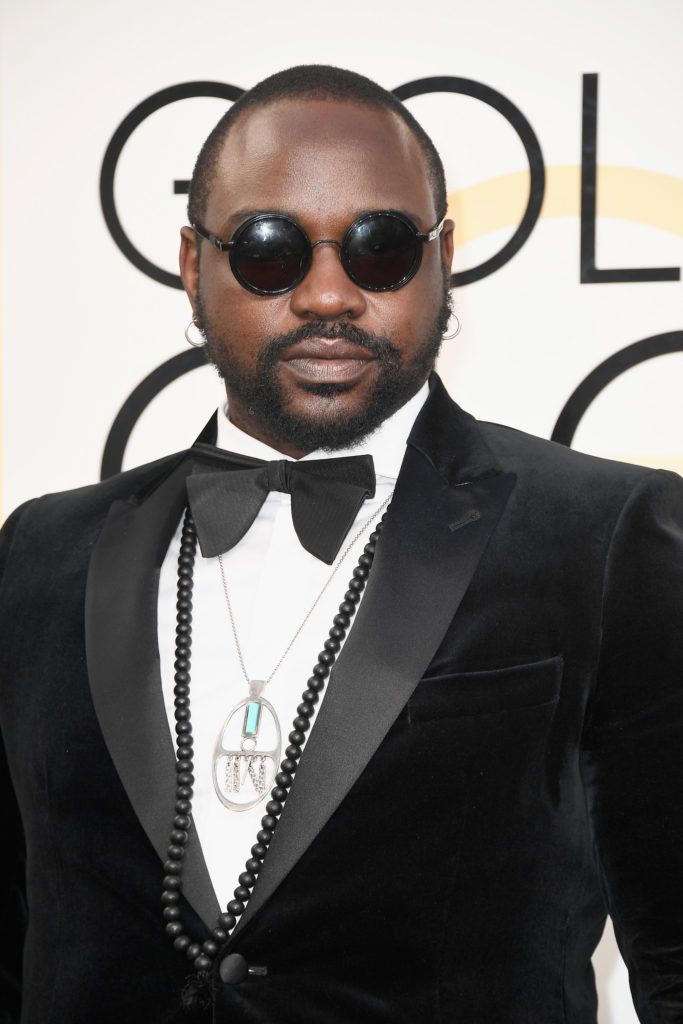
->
[197, 283, 453, 453]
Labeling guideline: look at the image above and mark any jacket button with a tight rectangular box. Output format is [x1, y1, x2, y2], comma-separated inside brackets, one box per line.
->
[219, 952, 249, 984]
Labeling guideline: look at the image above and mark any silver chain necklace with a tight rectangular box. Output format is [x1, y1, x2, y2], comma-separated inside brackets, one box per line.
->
[212, 491, 393, 811]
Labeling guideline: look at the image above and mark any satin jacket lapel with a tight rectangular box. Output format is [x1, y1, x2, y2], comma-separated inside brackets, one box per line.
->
[85, 426, 221, 929]
[229, 376, 517, 941]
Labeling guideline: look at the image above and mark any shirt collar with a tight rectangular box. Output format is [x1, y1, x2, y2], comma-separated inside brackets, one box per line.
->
[215, 382, 429, 481]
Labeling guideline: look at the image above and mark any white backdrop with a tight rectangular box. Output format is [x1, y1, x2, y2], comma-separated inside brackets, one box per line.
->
[2, 1, 682, 1019]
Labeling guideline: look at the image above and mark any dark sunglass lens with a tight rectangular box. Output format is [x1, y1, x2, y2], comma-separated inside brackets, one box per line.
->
[345, 215, 418, 289]
[231, 218, 309, 293]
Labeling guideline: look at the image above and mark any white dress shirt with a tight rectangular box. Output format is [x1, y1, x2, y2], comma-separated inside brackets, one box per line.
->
[158, 383, 428, 910]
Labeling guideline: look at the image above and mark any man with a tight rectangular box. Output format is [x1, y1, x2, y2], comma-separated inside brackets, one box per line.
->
[1, 65, 682, 1024]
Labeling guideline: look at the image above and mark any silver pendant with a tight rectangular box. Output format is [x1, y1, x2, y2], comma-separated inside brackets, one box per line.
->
[212, 681, 281, 811]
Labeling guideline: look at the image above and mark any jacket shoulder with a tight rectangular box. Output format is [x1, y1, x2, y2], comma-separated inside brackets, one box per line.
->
[2, 451, 185, 543]
[474, 417, 683, 532]
[478, 417, 670, 490]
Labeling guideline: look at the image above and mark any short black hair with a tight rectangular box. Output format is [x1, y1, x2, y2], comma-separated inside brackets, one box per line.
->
[187, 64, 447, 229]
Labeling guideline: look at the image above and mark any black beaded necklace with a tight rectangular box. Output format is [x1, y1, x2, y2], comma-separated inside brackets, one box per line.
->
[162, 505, 387, 984]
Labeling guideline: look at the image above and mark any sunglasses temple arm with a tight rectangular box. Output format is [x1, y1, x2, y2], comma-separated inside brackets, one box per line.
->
[191, 222, 234, 252]
[420, 217, 446, 243]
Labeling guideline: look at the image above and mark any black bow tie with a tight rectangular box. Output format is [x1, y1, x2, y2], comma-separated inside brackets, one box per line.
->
[185, 445, 376, 564]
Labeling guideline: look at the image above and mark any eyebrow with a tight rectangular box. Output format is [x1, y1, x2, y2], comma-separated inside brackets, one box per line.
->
[221, 208, 290, 230]
[217, 206, 431, 236]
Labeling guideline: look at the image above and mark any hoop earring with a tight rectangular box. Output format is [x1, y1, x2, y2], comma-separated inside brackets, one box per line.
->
[443, 313, 461, 341]
[184, 317, 206, 348]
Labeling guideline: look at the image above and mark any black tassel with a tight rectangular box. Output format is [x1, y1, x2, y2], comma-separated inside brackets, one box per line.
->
[181, 970, 213, 1016]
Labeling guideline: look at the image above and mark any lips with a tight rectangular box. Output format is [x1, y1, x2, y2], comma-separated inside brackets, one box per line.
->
[281, 338, 375, 383]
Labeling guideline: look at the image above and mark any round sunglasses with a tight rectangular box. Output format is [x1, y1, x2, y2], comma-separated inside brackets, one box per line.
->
[191, 210, 445, 296]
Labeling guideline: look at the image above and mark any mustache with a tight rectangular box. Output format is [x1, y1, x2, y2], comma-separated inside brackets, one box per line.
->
[258, 321, 401, 361]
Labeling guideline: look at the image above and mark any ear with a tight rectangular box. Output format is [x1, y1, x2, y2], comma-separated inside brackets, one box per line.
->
[440, 218, 455, 278]
[179, 226, 200, 316]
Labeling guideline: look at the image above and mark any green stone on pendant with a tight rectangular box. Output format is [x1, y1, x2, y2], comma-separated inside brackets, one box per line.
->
[243, 701, 262, 738]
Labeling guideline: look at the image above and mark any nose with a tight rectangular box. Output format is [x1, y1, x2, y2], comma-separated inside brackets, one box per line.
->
[288, 241, 367, 320]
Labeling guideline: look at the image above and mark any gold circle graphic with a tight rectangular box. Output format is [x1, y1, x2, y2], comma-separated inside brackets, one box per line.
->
[448, 165, 683, 247]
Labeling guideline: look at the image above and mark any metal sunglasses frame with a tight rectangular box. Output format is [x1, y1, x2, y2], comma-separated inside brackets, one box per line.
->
[191, 210, 446, 295]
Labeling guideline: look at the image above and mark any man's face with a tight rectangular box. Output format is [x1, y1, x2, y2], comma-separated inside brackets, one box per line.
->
[180, 99, 454, 457]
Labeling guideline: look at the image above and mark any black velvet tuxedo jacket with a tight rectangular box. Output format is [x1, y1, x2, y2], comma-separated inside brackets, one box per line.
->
[1, 374, 682, 1024]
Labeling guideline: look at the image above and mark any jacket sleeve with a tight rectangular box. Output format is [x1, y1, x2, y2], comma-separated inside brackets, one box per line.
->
[0, 504, 34, 1024]
[0, 730, 26, 1024]
[582, 468, 683, 1022]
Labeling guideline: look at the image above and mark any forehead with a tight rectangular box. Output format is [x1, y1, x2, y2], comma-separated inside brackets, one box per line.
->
[206, 99, 435, 232]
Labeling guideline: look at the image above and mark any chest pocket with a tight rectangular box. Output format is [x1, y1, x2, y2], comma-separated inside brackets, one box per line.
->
[407, 653, 563, 721]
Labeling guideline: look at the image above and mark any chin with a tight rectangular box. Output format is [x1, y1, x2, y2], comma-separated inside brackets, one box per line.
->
[284, 383, 370, 422]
